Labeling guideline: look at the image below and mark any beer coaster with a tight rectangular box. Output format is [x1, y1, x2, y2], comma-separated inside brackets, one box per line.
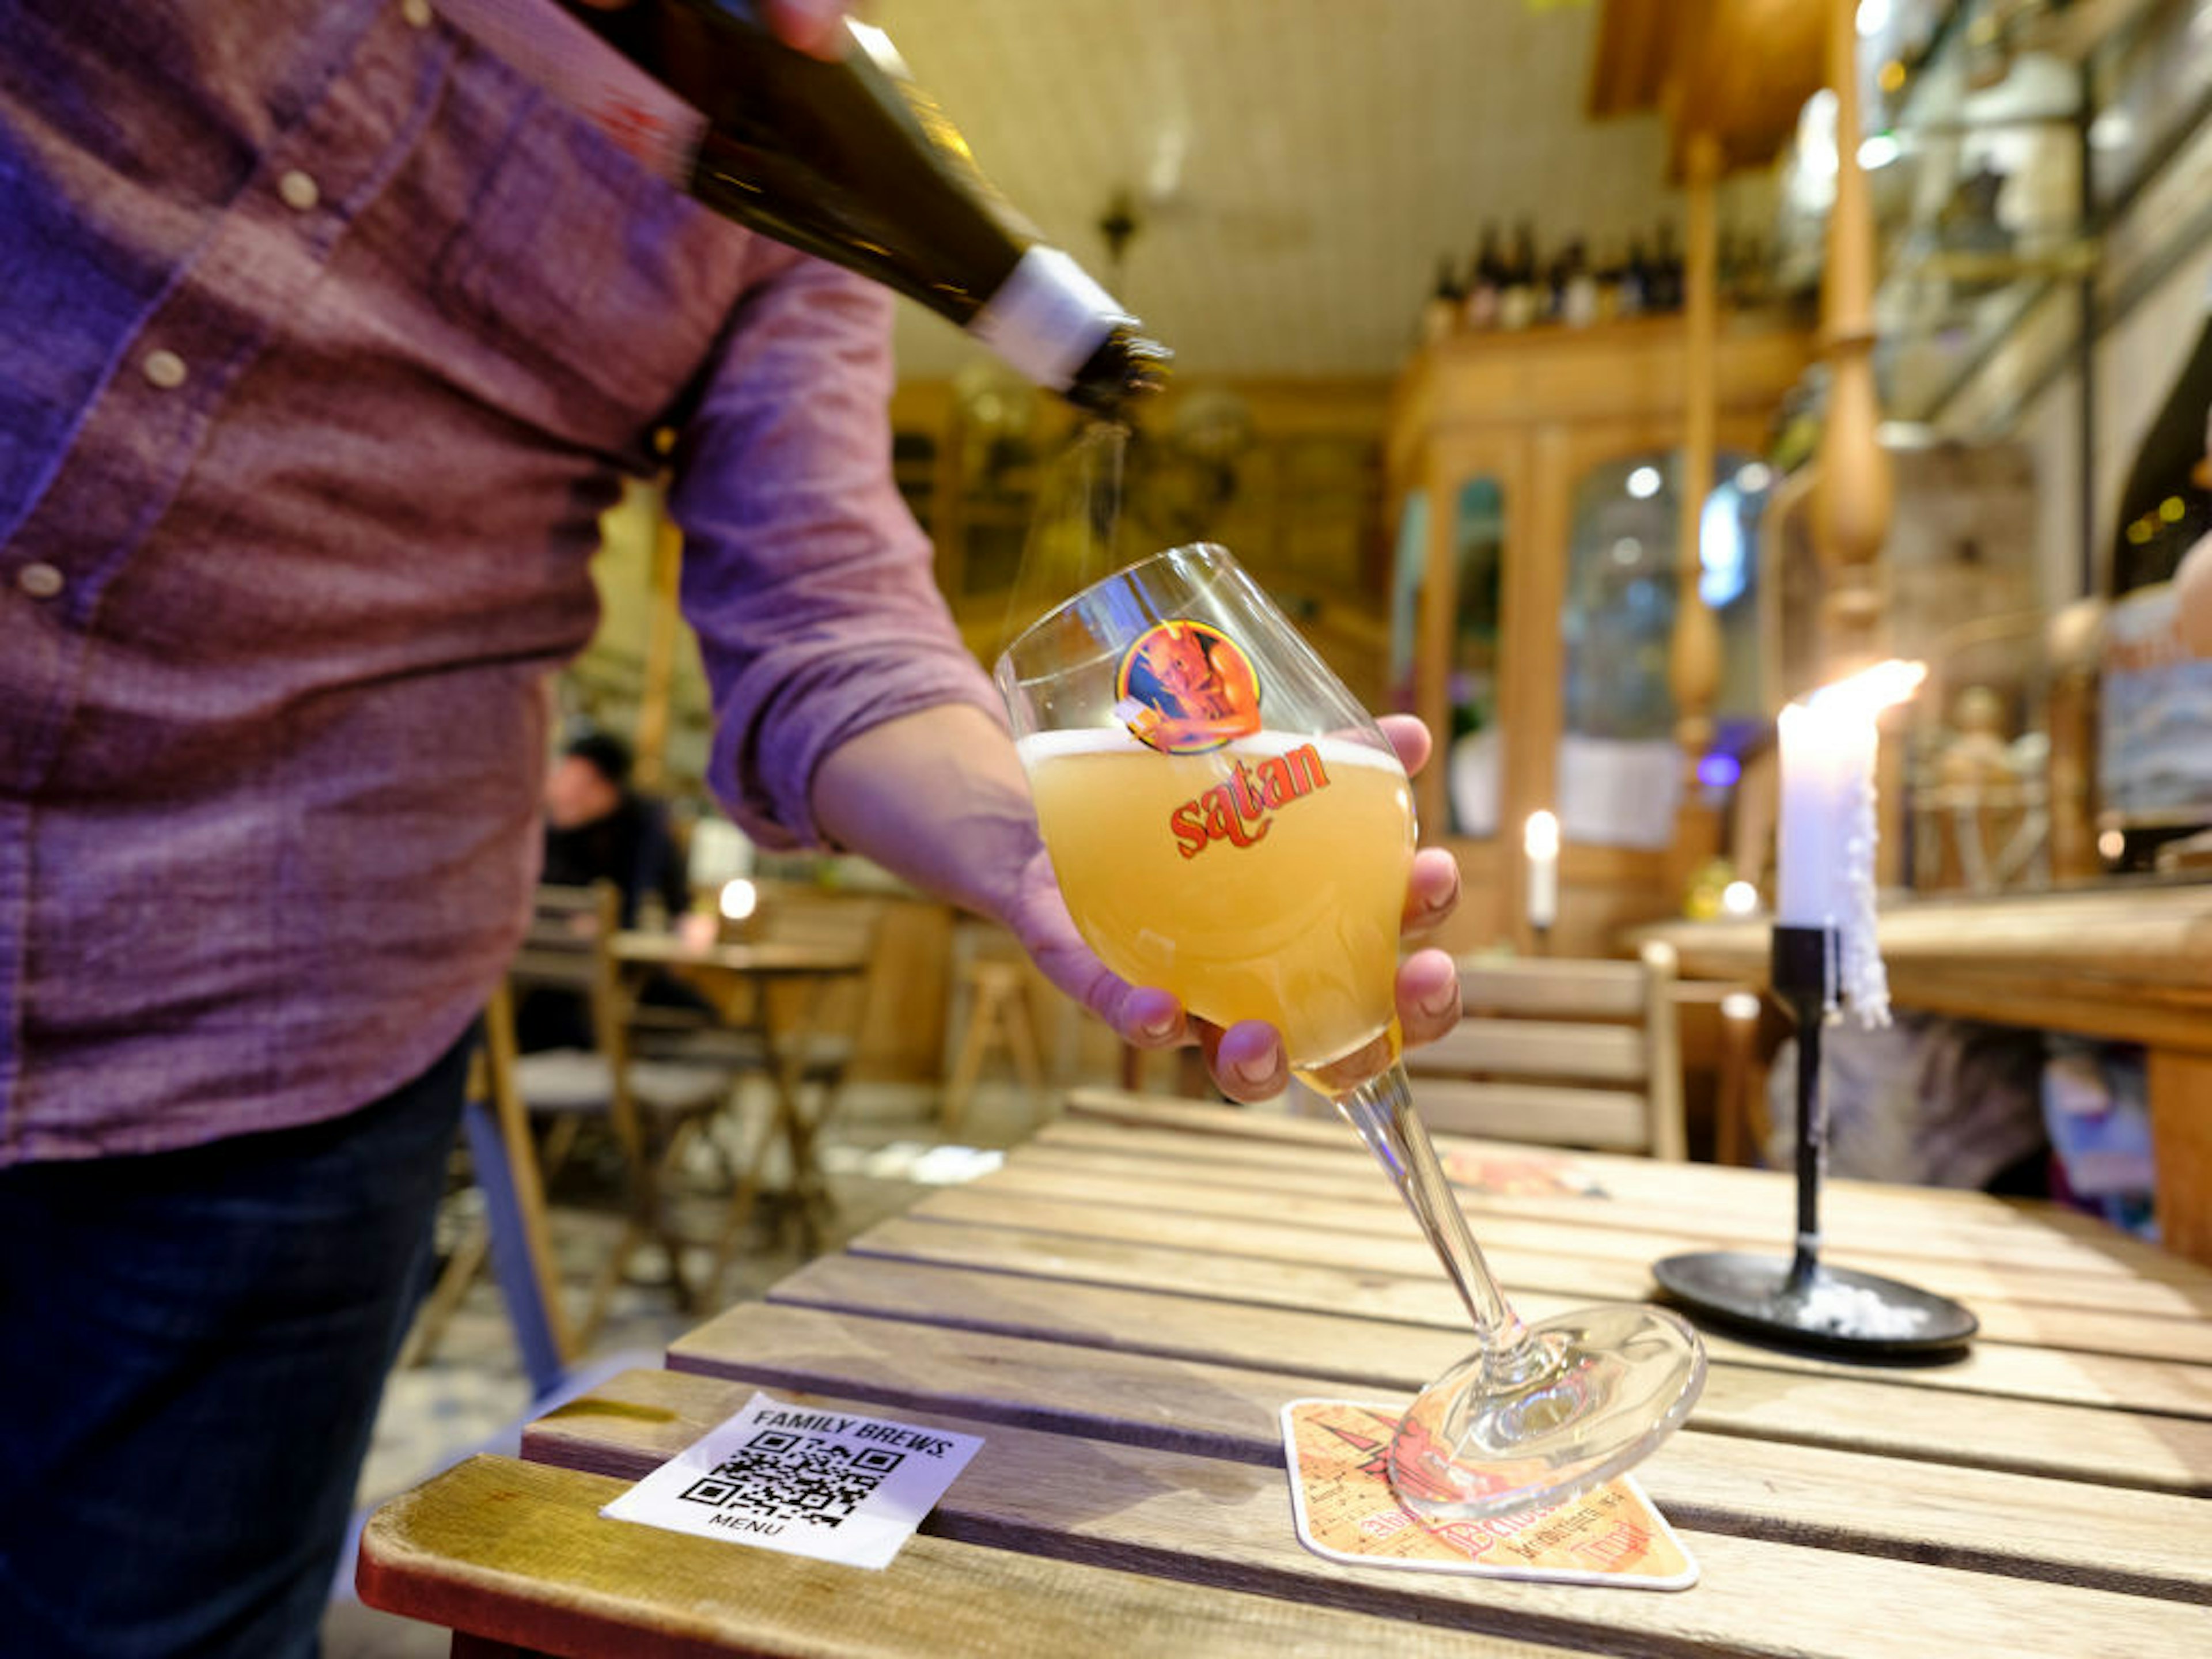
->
[1280, 1399, 1697, 1589]
[1442, 1150, 1608, 1199]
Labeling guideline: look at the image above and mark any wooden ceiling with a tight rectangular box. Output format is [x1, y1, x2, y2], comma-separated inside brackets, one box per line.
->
[878, 0, 1797, 382]
[1588, 0, 1829, 177]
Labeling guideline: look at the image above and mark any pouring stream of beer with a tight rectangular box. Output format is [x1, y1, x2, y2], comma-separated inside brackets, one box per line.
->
[999, 420, 1134, 656]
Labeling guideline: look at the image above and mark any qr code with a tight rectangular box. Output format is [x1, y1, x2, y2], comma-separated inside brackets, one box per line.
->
[678, 1430, 906, 1529]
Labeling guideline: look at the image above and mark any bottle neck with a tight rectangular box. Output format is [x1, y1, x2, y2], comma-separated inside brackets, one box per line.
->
[967, 245, 1169, 411]
[1065, 327, 1172, 420]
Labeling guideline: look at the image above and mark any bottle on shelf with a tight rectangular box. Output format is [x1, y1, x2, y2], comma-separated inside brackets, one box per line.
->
[1462, 225, 1504, 332]
[1593, 243, 1625, 323]
[1422, 255, 1466, 346]
[1560, 238, 1599, 328]
[1541, 244, 1569, 325]
[1649, 222, 1684, 313]
[526, 0, 1169, 416]
[1499, 222, 1541, 331]
[1617, 236, 1649, 317]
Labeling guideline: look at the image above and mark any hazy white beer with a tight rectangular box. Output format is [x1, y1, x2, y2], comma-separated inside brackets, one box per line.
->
[1020, 728, 1414, 1077]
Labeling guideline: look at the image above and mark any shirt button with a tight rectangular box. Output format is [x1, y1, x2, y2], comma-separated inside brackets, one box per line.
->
[16, 562, 65, 601]
[278, 169, 320, 212]
[402, 0, 433, 28]
[143, 349, 188, 390]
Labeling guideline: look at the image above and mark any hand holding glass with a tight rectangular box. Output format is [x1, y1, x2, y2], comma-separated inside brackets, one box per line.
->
[997, 544, 1705, 1519]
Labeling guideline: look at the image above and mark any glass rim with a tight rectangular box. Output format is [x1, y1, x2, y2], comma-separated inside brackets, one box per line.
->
[993, 540, 1240, 688]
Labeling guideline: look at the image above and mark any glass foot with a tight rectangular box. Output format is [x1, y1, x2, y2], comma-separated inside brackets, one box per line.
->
[1388, 1304, 1706, 1522]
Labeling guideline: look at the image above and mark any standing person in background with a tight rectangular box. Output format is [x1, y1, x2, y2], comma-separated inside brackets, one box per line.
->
[0, 3, 1464, 1654]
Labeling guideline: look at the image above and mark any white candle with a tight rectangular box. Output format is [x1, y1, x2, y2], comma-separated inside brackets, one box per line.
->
[1773, 660, 1926, 1022]
[1523, 809, 1560, 931]
[1774, 699, 1868, 927]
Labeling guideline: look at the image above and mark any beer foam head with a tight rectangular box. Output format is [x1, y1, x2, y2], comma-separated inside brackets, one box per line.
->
[1017, 727, 1403, 774]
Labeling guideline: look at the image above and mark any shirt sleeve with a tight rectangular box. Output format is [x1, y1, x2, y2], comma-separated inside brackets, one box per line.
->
[668, 243, 1002, 850]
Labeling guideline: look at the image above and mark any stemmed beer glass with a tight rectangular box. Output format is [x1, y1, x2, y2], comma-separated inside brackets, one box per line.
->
[996, 544, 1705, 1520]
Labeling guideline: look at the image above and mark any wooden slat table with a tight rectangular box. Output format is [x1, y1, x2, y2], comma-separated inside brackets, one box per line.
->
[359, 1091, 2212, 1657]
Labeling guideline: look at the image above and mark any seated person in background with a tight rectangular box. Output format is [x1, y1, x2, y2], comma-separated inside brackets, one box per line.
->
[541, 728, 688, 929]
[522, 728, 704, 1051]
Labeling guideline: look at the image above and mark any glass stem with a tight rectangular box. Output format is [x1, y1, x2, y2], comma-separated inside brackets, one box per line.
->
[1334, 1062, 1529, 1360]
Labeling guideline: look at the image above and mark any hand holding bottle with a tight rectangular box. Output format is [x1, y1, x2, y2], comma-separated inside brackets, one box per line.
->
[757, 0, 851, 58]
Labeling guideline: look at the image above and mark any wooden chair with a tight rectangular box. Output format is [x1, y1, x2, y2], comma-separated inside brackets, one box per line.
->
[498, 884, 737, 1345]
[394, 991, 573, 1397]
[940, 921, 1047, 1133]
[633, 882, 886, 1273]
[1402, 941, 1688, 1160]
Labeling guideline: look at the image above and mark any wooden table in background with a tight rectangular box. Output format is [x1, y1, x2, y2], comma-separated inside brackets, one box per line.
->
[360, 1092, 2212, 1657]
[1637, 884, 2212, 1264]
[611, 931, 872, 1249]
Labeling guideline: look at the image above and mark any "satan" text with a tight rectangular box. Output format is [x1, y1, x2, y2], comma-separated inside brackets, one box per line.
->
[1168, 744, 1332, 858]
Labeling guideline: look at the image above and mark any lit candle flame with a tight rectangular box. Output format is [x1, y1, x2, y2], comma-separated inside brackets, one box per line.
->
[1522, 809, 1560, 859]
[1805, 659, 1926, 719]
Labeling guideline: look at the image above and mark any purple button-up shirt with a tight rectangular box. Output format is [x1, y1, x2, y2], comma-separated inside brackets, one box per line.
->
[0, 0, 997, 1162]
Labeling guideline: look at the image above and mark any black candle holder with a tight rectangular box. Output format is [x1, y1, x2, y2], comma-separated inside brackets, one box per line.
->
[1652, 924, 1978, 1357]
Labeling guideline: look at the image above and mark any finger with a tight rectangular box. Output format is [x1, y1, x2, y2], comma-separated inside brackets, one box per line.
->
[1118, 984, 1188, 1050]
[1395, 949, 1461, 1050]
[1040, 950, 1185, 1051]
[1403, 847, 1461, 935]
[1375, 713, 1433, 778]
[760, 0, 851, 57]
[1006, 851, 1188, 1048]
[1198, 1018, 1289, 1103]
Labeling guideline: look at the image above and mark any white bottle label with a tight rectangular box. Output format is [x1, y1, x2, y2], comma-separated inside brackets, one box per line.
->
[434, 0, 709, 187]
[968, 245, 1130, 391]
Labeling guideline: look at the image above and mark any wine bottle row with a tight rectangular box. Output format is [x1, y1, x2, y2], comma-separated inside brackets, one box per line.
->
[1418, 222, 1775, 346]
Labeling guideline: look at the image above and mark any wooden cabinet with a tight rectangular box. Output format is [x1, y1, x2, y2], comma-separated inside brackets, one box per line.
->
[1388, 317, 1812, 957]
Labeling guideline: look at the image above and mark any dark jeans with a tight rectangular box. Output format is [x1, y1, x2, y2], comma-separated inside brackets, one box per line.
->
[0, 1028, 472, 1659]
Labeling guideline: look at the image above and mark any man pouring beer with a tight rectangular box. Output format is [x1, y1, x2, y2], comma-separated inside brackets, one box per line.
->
[0, 1, 1463, 1653]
